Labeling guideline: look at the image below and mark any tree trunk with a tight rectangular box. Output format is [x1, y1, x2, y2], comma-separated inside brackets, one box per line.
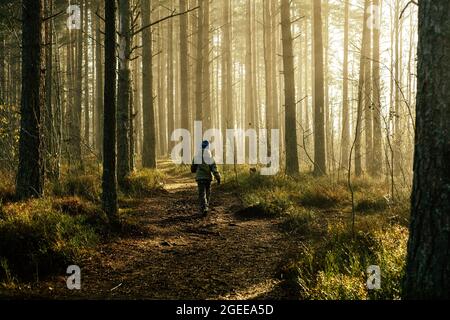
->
[263, 0, 273, 150]
[202, 0, 211, 128]
[372, 0, 382, 176]
[44, 0, 56, 180]
[84, 2, 90, 148]
[167, 0, 175, 150]
[179, 0, 189, 133]
[95, 0, 104, 158]
[102, 0, 118, 220]
[340, 0, 350, 170]
[270, 0, 279, 131]
[195, 0, 204, 122]
[312, 0, 326, 176]
[355, 0, 370, 177]
[72, 2, 83, 169]
[142, 0, 157, 168]
[364, 14, 373, 176]
[16, 0, 44, 199]
[117, 0, 132, 188]
[245, 0, 255, 131]
[404, 0, 450, 299]
[280, 0, 299, 176]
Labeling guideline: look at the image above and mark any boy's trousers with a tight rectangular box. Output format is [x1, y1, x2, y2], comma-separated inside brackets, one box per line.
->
[197, 180, 211, 211]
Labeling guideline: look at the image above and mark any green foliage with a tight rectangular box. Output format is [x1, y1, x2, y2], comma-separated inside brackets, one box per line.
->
[0, 199, 99, 281]
[282, 208, 317, 235]
[51, 174, 101, 202]
[284, 223, 408, 300]
[299, 183, 348, 208]
[123, 169, 166, 197]
[356, 196, 389, 213]
[52, 197, 109, 235]
[231, 170, 409, 300]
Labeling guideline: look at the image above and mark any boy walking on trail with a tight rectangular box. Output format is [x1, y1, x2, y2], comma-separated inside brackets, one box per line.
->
[191, 140, 221, 216]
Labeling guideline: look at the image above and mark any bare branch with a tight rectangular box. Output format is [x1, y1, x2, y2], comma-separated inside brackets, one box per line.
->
[132, 6, 199, 36]
[400, 0, 418, 20]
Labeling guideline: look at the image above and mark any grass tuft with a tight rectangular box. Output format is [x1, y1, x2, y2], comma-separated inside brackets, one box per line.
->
[123, 169, 166, 197]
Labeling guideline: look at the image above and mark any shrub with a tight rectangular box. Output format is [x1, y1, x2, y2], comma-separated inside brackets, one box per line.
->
[124, 169, 166, 197]
[0, 199, 98, 281]
[356, 196, 389, 213]
[51, 174, 101, 202]
[238, 189, 293, 218]
[283, 208, 317, 235]
[299, 183, 348, 209]
[52, 197, 109, 235]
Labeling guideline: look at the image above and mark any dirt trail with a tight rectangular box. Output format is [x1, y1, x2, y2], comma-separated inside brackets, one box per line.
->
[7, 161, 300, 300]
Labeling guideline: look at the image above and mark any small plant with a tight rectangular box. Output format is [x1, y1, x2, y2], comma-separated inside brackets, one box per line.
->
[299, 183, 348, 209]
[51, 174, 101, 202]
[283, 208, 317, 235]
[124, 169, 166, 197]
[356, 196, 389, 213]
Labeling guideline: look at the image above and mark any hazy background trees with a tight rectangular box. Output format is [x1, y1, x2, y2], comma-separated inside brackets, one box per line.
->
[1, 0, 418, 210]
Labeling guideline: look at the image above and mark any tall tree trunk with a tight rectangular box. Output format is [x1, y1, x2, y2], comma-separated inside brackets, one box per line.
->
[157, 13, 167, 156]
[72, 2, 83, 169]
[270, 0, 279, 131]
[202, 0, 211, 128]
[16, 0, 44, 199]
[393, 0, 401, 176]
[312, 0, 326, 176]
[102, 0, 119, 220]
[95, 0, 104, 158]
[195, 0, 204, 122]
[44, 0, 55, 179]
[167, 0, 175, 150]
[364, 12, 373, 176]
[84, 2, 90, 148]
[117, 0, 132, 188]
[263, 0, 273, 151]
[179, 0, 189, 133]
[133, 56, 142, 166]
[404, 0, 450, 299]
[324, 0, 331, 173]
[304, 18, 311, 158]
[341, 0, 350, 170]
[372, 0, 382, 176]
[245, 0, 255, 131]
[355, 0, 370, 177]
[221, 0, 233, 150]
[280, 0, 299, 176]
[141, 0, 157, 168]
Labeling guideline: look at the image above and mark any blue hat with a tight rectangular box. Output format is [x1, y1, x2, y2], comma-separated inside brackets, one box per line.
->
[202, 140, 209, 149]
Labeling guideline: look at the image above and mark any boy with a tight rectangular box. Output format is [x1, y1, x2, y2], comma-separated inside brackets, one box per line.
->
[191, 140, 221, 216]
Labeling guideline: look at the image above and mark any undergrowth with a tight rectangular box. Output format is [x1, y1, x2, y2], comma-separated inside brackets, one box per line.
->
[223, 166, 410, 299]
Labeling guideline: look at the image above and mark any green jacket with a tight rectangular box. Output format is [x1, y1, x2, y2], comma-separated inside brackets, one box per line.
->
[191, 152, 221, 182]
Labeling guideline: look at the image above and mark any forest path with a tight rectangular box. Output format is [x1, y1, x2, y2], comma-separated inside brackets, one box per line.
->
[12, 160, 301, 299]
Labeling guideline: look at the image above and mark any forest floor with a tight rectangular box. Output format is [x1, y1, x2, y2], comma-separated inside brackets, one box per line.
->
[2, 160, 302, 300]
